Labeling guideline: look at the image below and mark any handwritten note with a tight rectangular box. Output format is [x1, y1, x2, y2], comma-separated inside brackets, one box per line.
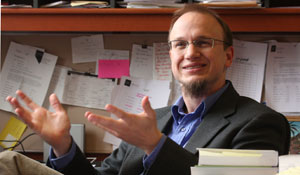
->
[153, 42, 172, 81]
[71, 34, 104, 63]
[98, 49, 129, 60]
[130, 44, 153, 79]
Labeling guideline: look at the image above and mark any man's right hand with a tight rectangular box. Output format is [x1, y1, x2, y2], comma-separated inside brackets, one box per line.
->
[6, 90, 72, 157]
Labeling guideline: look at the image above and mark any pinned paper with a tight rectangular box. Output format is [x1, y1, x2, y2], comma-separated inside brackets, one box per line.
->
[0, 116, 27, 150]
[98, 59, 129, 78]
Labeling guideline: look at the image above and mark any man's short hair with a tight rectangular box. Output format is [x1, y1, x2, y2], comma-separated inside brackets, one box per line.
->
[169, 4, 233, 49]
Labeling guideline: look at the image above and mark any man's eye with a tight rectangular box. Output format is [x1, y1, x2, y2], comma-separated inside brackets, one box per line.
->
[174, 41, 187, 48]
[194, 40, 211, 47]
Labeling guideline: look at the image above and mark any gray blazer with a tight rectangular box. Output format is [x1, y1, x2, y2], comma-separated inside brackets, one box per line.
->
[52, 83, 290, 175]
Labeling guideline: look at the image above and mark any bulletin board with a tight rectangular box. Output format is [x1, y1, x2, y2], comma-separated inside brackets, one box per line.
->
[0, 32, 168, 153]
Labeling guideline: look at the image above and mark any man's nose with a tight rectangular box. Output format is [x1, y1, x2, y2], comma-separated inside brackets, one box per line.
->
[184, 43, 201, 60]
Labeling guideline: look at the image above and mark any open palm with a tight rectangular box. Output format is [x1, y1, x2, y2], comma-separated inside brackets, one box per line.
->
[6, 90, 71, 156]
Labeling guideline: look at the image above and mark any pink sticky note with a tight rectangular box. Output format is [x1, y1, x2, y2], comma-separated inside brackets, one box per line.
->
[98, 59, 130, 78]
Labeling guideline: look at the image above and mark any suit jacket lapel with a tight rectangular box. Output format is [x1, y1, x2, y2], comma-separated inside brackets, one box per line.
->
[184, 83, 240, 154]
[157, 110, 173, 132]
[155, 82, 240, 154]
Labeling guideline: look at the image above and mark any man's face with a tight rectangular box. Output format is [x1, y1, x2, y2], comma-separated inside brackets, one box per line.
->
[169, 12, 233, 96]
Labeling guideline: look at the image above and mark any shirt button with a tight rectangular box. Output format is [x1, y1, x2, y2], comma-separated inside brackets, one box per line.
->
[180, 127, 186, 132]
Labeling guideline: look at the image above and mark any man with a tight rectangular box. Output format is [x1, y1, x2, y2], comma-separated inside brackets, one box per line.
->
[1, 4, 290, 175]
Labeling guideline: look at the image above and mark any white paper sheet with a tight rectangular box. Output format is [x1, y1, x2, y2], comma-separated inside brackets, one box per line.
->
[226, 39, 268, 102]
[168, 78, 182, 105]
[0, 42, 57, 112]
[42, 65, 71, 112]
[103, 76, 171, 146]
[62, 73, 115, 109]
[279, 155, 300, 172]
[153, 42, 172, 81]
[265, 41, 300, 112]
[71, 34, 104, 63]
[130, 44, 153, 79]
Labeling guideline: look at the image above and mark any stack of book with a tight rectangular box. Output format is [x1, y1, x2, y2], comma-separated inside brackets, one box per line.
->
[191, 148, 279, 175]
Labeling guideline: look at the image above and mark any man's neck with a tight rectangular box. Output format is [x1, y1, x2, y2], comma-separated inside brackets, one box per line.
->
[182, 95, 204, 113]
[181, 81, 227, 113]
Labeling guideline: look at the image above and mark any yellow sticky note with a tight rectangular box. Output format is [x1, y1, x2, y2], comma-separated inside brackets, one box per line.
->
[0, 116, 27, 150]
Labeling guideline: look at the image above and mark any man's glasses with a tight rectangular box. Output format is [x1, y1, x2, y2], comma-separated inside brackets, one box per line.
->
[168, 37, 229, 52]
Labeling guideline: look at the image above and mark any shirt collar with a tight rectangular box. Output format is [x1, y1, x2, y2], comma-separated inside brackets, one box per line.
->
[171, 81, 230, 122]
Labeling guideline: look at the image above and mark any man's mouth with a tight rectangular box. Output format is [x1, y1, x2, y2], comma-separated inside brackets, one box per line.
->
[183, 64, 206, 70]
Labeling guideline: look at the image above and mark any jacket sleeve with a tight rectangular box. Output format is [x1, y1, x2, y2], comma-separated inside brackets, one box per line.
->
[46, 144, 97, 175]
[145, 137, 198, 175]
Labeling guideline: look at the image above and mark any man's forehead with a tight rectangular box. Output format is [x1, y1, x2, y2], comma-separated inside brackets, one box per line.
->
[170, 12, 223, 39]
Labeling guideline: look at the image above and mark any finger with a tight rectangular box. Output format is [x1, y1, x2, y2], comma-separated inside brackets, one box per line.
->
[7, 96, 23, 110]
[16, 90, 39, 110]
[85, 112, 122, 134]
[105, 104, 130, 121]
[6, 96, 15, 107]
[49, 93, 64, 112]
[141, 96, 155, 119]
[9, 98, 34, 126]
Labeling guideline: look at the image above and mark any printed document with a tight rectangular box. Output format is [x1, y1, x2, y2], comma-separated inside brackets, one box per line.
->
[103, 76, 171, 146]
[42, 65, 71, 112]
[0, 42, 57, 112]
[226, 39, 268, 102]
[62, 73, 115, 109]
[265, 41, 300, 112]
[130, 44, 153, 79]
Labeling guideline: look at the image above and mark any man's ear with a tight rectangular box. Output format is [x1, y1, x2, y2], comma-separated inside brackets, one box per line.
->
[225, 46, 234, 68]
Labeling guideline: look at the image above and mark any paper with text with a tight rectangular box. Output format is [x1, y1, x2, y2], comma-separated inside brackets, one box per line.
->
[153, 42, 172, 81]
[265, 41, 300, 112]
[42, 65, 71, 112]
[99, 49, 129, 60]
[62, 73, 115, 109]
[130, 44, 153, 79]
[96, 49, 130, 74]
[103, 76, 171, 146]
[0, 42, 57, 112]
[226, 39, 267, 102]
[71, 34, 104, 63]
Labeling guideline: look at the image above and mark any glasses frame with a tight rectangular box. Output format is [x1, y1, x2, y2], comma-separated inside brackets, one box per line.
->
[168, 37, 229, 51]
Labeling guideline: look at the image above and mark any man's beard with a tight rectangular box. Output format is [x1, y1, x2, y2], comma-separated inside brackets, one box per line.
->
[181, 79, 208, 99]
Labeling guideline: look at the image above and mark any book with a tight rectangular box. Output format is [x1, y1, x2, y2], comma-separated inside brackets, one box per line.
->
[191, 148, 279, 175]
[197, 148, 278, 166]
[191, 166, 278, 175]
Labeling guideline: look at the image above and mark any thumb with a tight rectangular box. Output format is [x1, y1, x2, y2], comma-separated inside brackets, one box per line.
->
[141, 96, 155, 119]
[49, 94, 64, 112]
